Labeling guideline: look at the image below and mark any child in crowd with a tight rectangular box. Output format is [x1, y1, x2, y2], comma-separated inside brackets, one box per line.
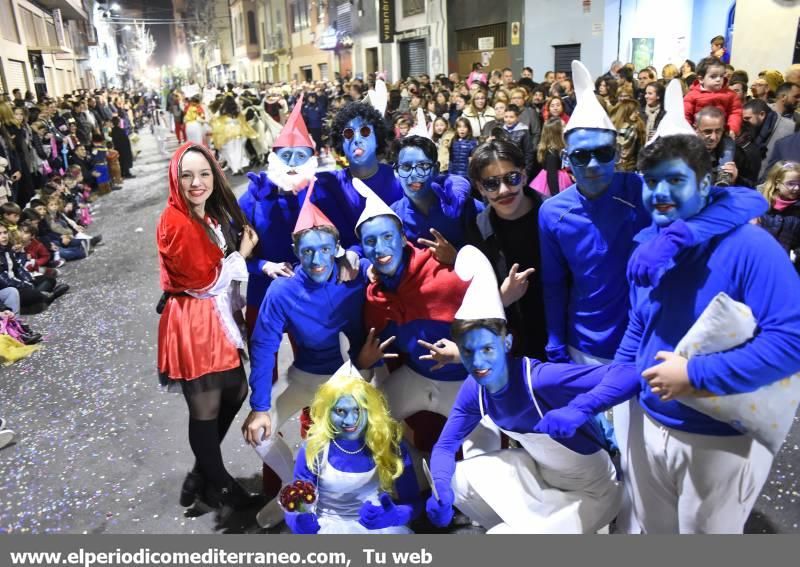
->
[481, 100, 507, 140]
[90, 133, 111, 195]
[18, 221, 58, 278]
[40, 195, 88, 262]
[1, 202, 21, 234]
[431, 116, 454, 172]
[106, 142, 123, 189]
[502, 105, 536, 179]
[448, 117, 478, 177]
[758, 161, 800, 271]
[683, 56, 742, 185]
[64, 170, 93, 226]
[395, 117, 410, 139]
[530, 117, 571, 197]
[0, 156, 14, 206]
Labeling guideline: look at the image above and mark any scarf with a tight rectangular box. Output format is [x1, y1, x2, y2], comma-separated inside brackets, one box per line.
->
[644, 105, 661, 140]
[774, 197, 799, 212]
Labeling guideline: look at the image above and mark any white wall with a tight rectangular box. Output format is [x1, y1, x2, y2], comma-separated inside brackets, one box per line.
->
[689, 0, 732, 64]
[523, 0, 609, 77]
[617, 0, 695, 71]
[732, 0, 800, 79]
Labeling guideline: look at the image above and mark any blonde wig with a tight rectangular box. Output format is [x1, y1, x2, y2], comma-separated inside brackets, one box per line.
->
[305, 372, 404, 492]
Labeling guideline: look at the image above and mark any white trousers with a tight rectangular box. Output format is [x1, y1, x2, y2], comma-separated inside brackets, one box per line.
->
[374, 365, 501, 458]
[626, 402, 774, 533]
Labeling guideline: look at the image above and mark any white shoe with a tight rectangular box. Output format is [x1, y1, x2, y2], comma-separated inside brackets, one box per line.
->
[255, 497, 284, 528]
[0, 429, 16, 450]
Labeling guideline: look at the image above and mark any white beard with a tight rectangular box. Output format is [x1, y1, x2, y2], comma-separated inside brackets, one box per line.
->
[266, 152, 319, 194]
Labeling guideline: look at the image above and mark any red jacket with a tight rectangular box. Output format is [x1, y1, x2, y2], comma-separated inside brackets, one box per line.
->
[683, 80, 742, 135]
[24, 238, 51, 269]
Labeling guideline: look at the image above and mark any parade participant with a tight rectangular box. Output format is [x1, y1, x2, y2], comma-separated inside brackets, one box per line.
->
[614, 130, 800, 533]
[389, 131, 483, 263]
[356, 180, 500, 456]
[210, 95, 257, 175]
[184, 96, 207, 146]
[237, 94, 318, 334]
[310, 92, 402, 250]
[243, 184, 369, 528]
[156, 143, 260, 511]
[426, 246, 637, 533]
[286, 363, 421, 534]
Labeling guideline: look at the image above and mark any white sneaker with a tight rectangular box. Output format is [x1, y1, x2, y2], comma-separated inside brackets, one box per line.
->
[255, 497, 284, 528]
[0, 429, 16, 450]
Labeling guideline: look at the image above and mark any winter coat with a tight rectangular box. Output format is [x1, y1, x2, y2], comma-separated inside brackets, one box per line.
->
[502, 122, 537, 179]
[461, 105, 496, 140]
[759, 202, 800, 271]
[683, 80, 743, 134]
[24, 238, 50, 269]
[0, 246, 34, 289]
[448, 137, 478, 177]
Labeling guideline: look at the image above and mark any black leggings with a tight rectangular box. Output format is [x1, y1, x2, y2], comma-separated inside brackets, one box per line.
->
[181, 369, 248, 491]
[17, 276, 56, 307]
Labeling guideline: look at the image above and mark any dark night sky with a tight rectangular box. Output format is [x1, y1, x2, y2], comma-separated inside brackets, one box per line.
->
[116, 0, 174, 66]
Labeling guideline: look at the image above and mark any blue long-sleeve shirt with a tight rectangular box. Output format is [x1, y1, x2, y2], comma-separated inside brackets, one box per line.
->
[615, 223, 800, 435]
[390, 174, 484, 250]
[238, 179, 303, 309]
[430, 356, 640, 487]
[309, 164, 403, 251]
[249, 263, 368, 411]
[538, 175, 768, 360]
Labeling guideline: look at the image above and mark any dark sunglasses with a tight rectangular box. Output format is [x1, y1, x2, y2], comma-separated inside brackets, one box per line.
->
[342, 125, 372, 140]
[480, 171, 523, 192]
[566, 146, 616, 167]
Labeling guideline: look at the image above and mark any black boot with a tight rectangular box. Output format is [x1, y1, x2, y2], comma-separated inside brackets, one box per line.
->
[179, 470, 205, 507]
[50, 283, 70, 301]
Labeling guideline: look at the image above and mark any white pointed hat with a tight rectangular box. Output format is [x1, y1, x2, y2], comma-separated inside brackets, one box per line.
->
[407, 108, 431, 139]
[564, 60, 616, 134]
[328, 332, 361, 381]
[647, 79, 696, 145]
[363, 78, 388, 116]
[352, 177, 401, 236]
[454, 246, 506, 321]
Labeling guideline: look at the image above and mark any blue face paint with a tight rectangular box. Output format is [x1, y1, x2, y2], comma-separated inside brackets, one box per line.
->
[331, 395, 367, 441]
[295, 229, 337, 283]
[395, 146, 436, 203]
[457, 327, 510, 393]
[359, 215, 405, 277]
[565, 129, 617, 199]
[641, 158, 710, 227]
[275, 146, 313, 168]
[343, 116, 378, 173]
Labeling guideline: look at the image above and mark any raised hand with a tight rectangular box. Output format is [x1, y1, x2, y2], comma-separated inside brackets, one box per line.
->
[500, 263, 535, 307]
[417, 228, 457, 265]
[418, 338, 460, 370]
[356, 328, 399, 369]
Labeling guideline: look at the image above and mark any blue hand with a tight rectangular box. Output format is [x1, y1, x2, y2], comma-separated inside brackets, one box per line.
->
[285, 512, 320, 534]
[627, 220, 693, 288]
[533, 406, 590, 438]
[246, 171, 271, 200]
[358, 493, 411, 530]
[425, 482, 454, 528]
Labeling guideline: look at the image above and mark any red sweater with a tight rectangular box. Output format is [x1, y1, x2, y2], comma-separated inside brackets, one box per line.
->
[683, 80, 742, 135]
[24, 238, 51, 269]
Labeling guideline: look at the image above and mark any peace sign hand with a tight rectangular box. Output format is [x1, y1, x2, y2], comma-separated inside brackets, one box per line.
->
[417, 228, 457, 265]
[417, 338, 460, 370]
[500, 263, 535, 307]
[356, 328, 399, 369]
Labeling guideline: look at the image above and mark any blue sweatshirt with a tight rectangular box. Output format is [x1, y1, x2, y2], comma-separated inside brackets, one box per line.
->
[390, 174, 484, 250]
[249, 263, 368, 411]
[615, 223, 800, 435]
[538, 175, 768, 360]
[237, 179, 303, 309]
[430, 356, 640, 487]
[309, 164, 404, 250]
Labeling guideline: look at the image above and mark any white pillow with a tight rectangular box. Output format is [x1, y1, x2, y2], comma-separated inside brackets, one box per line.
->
[675, 292, 800, 455]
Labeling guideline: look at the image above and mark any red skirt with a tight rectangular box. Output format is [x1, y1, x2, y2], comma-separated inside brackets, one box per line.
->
[158, 294, 241, 381]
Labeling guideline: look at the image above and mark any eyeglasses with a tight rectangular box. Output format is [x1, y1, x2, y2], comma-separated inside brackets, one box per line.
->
[342, 125, 372, 140]
[395, 161, 434, 177]
[479, 171, 524, 192]
[566, 146, 616, 167]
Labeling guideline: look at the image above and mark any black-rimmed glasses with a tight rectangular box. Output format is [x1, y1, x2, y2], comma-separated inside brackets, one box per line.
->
[395, 162, 435, 178]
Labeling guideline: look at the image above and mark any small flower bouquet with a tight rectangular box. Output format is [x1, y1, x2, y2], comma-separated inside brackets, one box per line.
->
[279, 480, 317, 514]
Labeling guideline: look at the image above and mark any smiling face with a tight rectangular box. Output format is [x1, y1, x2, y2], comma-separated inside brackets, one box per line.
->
[360, 215, 406, 277]
[331, 395, 367, 441]
[179, 150, 214, 215]
[476, 159, 527, 219]
[777, 170, 800, 201]
[641, 158, 710, 227]
[695, 115, 725, 152]
[548, 98, 563, 116]
[342, 116, 378, 168]
[565, 128, 617, 199]
[457, 327, 510, 392]
[395, 146, 437, 202]
[644, 84, 660, 107]
[295, 229, 337, 283]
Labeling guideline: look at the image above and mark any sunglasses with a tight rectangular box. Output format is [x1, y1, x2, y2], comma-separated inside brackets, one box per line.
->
[395, 161, 434, 177]
[566, 146, 616, 167]
[480, 171, 523, 192]
[342, 125, 372, 140]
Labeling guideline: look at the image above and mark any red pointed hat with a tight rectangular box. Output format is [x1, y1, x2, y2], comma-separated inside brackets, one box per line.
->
[293, 179, 334, 234]
[273, 93, 315, 150]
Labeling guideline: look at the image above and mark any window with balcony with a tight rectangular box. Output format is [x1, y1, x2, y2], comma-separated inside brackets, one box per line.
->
[290, 0, 309, 33]
[402, 0, 425, 18]
[247, 11, 258, 45]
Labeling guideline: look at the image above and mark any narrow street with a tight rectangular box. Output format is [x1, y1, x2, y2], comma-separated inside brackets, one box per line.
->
[1, 131, 798, 534]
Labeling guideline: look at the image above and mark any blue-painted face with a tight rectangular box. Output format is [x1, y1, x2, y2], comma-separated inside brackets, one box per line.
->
[457, 327, 510, 393]
[359, 215, 406, 277]
[275, 146, 313, 168]
[342, 116, 378, 169]
[641, 158, 710, 227]
[395, 146, 437, 202]
[331, 395, 367, 441]
[295, 229, 337, 283]
[565, 128, 617, 199]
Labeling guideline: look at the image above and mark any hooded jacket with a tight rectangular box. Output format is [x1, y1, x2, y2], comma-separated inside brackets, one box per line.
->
[683, 79, 743, 135]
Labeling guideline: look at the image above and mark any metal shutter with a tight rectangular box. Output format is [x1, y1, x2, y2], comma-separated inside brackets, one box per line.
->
[4, 59, 29, 94]
[400, 38, 427, 79]
[554, 44, 581, 74]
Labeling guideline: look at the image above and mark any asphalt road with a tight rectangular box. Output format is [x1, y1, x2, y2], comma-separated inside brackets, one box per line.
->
[1, 131, 797, 534]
